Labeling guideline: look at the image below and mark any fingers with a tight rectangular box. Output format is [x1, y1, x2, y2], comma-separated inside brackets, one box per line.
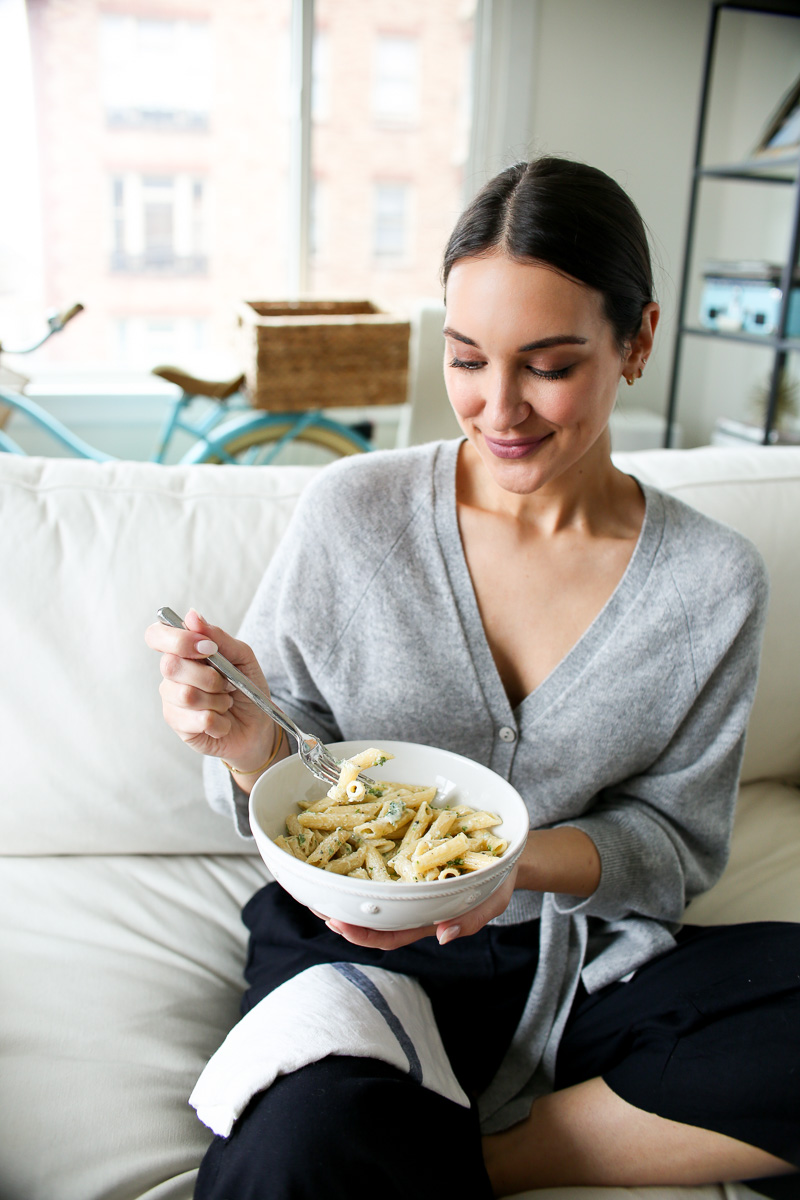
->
[144, 609, 221, 662]
[323, 918, 437, 951]
[161, 693, 234, 742]
[435, 869, 519, 945]
[322, 870, 518, 950]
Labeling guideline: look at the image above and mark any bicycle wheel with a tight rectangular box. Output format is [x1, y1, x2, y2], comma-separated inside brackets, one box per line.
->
[201, 417, 370, 467]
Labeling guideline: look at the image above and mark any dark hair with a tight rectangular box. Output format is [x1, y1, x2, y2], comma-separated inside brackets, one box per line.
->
[442, 157, 654, 352]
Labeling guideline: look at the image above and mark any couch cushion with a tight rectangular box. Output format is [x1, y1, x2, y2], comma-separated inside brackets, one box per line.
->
[0, 849, 761, 1200]
[0, 456, 318, 854]
[684, 780, 800, 926]
[614, 446, 800, 785]
[0, 852, 266, 1200]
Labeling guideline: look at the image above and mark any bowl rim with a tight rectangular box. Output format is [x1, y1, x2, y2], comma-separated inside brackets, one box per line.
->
[249, 738, 529, 900]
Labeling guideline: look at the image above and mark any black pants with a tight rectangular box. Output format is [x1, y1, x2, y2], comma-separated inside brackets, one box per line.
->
[195, 885, 800, 1200]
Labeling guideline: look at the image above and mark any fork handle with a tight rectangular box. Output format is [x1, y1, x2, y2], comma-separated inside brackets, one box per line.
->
[157, 607, 306, 749]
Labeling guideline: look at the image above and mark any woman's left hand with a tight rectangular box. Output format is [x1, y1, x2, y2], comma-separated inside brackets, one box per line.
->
[318, 860, 520, 952]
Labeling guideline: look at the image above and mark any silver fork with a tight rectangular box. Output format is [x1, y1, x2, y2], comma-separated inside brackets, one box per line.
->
[157, 607, 373, 789]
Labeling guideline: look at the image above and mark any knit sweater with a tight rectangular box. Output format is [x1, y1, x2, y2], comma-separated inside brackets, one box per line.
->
[204, 438, 769, 1130]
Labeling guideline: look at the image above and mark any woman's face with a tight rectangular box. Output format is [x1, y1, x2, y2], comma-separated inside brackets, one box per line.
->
[443, 251, 651, 497]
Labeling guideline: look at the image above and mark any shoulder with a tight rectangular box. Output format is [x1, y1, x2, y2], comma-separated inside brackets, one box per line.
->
[655, 486, 768, 595]
[647, 484, 769, 657]
[291, 440, 449, 544]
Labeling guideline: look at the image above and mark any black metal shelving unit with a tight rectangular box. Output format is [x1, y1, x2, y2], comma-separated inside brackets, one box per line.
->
[664, 0, 800, 447]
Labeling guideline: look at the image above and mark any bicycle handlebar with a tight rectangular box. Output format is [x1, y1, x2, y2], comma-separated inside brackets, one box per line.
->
[1, 303, 84, 355]
[48, 303, 84, 332]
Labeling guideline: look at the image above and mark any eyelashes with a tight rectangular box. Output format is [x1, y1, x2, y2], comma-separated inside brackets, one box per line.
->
[449, 357, 572, 380]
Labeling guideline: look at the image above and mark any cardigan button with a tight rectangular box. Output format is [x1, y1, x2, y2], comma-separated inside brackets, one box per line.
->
[498, 726, 517, 743]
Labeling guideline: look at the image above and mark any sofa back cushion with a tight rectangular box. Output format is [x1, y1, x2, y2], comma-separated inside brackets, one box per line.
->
[1, 445, 797, 856]
[614, 446, 800, 786]
[0, 456, 317, 854]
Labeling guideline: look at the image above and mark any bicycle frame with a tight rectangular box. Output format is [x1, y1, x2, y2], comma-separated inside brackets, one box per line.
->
[0, 382, 373, 464]
[0, 305, 373, 465]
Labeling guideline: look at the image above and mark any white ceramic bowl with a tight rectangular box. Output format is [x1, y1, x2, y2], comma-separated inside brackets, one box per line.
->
[249, 739, 529, 931]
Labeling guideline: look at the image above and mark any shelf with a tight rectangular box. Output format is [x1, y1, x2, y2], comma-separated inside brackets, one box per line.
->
[698, 157, 798, 183]
[665, 0, 800, 446]
[681, 325, 800, 352]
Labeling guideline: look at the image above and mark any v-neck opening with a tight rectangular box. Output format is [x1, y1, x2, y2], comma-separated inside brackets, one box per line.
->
[432, 438, 666, 723]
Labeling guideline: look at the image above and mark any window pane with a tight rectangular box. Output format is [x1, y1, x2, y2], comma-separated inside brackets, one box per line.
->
[5, 0, 292, 373]
[373, 183, 410, 260]
[310, 0, 475, 309]
[373, 35, 418, 122]
[1, 0, 474, 378]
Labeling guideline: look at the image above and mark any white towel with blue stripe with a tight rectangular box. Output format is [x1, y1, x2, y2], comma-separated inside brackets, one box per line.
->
[189, 962, 470, 1137]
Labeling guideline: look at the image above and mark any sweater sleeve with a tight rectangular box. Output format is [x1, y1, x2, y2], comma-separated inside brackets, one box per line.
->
[200, 473, 347, 837]
[553, 551, 769, 924]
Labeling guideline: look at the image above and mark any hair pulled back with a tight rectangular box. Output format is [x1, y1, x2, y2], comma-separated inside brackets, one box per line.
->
[442, 157, 654, 352]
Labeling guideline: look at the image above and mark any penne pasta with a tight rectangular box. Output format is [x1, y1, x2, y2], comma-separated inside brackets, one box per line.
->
[324, 845, 367, 875]
[273, 749, 510, 883]
[411, 831, 470, 873]
[364, 844, 392, 882]
[306, 827, 348, 866]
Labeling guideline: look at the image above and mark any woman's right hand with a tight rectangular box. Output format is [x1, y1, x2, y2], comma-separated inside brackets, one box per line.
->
[144, 608, 278, 774]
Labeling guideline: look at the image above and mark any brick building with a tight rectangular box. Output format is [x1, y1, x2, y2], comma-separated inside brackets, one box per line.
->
[23, 0, 474, 371]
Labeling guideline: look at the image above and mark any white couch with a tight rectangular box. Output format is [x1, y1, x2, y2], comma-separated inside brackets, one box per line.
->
[1, 445, 798, 1200]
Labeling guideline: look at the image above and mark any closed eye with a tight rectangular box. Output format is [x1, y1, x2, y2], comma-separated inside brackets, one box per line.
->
[529, 365, 572, 380]
[449, 356, 484, 370]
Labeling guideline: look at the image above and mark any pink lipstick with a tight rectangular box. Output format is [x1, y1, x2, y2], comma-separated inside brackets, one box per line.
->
[483, 433, 552, 459]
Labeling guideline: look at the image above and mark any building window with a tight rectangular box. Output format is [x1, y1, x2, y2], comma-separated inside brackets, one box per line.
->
[373, 35, 418, 123]
[115, 316, 207, 369]
[373, 182, 410, 261]
[100, 15, 213, 131]
[309, 178, 324, 259]
[110, 174, 208, 274]
[312, 30, 329, 121]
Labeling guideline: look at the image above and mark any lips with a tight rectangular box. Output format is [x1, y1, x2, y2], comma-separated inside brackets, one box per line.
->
[483, 433, 552, 459]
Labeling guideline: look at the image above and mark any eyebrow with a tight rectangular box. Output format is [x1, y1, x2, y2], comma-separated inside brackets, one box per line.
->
[442, 327, 589, 352]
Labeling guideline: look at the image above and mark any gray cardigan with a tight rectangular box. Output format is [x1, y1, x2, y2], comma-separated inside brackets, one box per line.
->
[204, 438, 769, 1130]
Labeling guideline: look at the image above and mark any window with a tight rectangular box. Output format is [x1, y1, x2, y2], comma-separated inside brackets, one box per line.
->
[373, 182, 410, 262]
[309, 178, 324, 259]
[100, 15, 213, 131]
[312, 29, 329, 121]
[372, 35, 418, 123]
[110, 175, 207, 274]
[115, 316, 206, 368]
[2, 0, 476, 379]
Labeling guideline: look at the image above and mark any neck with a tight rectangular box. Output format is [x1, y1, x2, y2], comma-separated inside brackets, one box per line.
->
[457, 431, 642, 538]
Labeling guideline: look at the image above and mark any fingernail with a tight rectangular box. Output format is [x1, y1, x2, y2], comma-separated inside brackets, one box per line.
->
[438, 924, 460, 945]
[196, 639, 218, 655]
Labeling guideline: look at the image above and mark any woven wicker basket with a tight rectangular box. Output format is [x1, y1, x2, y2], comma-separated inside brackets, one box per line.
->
[238, 300, 411, 411]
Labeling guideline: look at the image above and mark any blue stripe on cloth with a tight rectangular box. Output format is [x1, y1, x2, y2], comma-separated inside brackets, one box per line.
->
[331, 962, 424, 1085]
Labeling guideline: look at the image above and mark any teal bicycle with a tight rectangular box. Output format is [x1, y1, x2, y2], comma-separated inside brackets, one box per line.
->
[0, 305, 372, 466]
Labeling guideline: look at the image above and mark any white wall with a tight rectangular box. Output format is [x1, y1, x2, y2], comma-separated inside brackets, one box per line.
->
[519, 1, 800, 446]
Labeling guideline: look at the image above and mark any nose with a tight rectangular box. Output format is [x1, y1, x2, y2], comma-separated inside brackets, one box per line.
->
[483, 367, 531, 431]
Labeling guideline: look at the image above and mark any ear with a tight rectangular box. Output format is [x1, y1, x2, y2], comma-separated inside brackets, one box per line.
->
[622, 302, 660, 383]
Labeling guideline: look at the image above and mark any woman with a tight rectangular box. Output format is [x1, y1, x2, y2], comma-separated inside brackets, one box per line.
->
[146, 157, 799, 1199]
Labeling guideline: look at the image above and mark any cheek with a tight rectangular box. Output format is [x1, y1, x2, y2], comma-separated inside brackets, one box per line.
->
[444, 372, 480, 417]
[537, 373, 619, 427]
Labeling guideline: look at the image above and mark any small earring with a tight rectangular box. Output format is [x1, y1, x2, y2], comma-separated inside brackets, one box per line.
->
[626, 375, 634, 387]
